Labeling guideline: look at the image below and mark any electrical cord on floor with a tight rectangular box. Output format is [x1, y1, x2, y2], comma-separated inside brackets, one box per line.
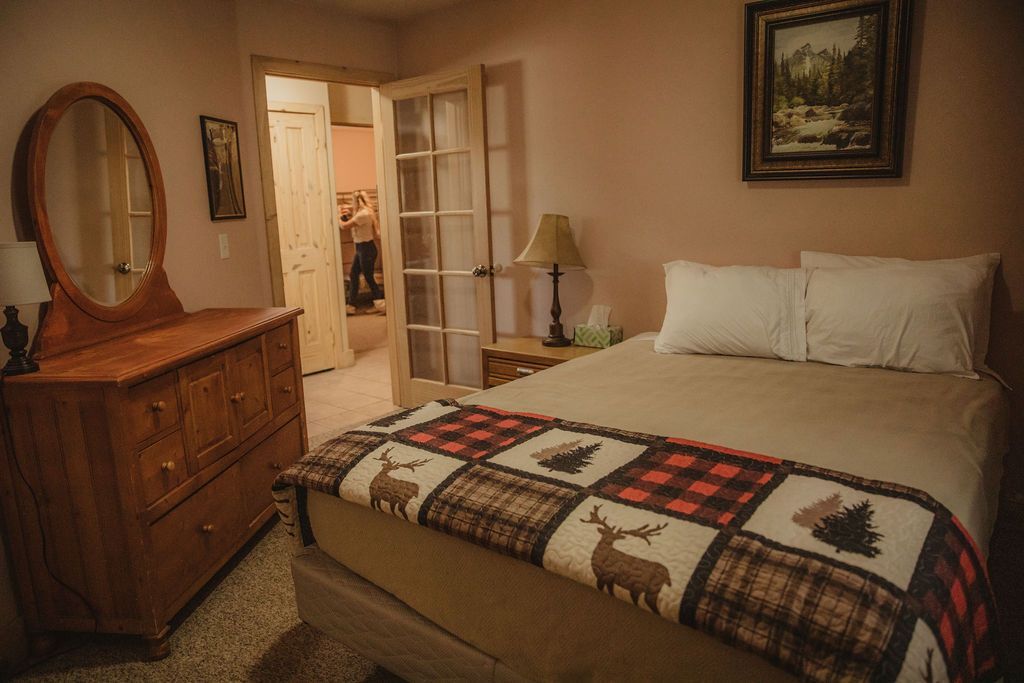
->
[0, 383, 99, 633]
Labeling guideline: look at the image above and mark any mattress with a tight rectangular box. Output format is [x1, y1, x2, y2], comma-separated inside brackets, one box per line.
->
[307, 337, 1008, 681]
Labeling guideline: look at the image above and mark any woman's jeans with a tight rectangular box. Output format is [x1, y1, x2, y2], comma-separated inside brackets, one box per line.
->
[349, 240, 383, 305]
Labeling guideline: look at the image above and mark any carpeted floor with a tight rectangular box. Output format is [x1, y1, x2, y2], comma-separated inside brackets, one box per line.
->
[13, 521, 401, 682]
[13, 422, 403, 682]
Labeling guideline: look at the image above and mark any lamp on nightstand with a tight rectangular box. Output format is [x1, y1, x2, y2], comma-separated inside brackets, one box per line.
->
[0, 242, 51, 376]
[514, 214, 586, 347]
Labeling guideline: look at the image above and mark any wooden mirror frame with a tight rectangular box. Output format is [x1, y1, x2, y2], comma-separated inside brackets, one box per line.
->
[26, 82, 183, 359]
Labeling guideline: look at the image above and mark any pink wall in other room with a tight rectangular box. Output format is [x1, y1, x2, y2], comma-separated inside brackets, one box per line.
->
[332, 126, 378, 193]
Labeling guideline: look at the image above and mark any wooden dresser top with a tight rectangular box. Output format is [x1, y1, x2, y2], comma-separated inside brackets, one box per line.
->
[6, 308, 301, 388]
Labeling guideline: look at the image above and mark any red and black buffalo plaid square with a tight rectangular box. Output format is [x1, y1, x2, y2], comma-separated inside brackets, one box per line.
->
[598, 439, 779, 526]
[393, 405, 550, 460]
[910, 516, 1001, 683]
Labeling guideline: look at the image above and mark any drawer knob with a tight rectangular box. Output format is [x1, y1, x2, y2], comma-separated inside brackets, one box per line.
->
[151, 400, 167, 412]
[271, 462, 283, 470]
[201, 524, 215, 534]
[515, 367, 535, 377]
[230, 392, 246, 403]
[160, 461, 176, 472]
[277, 342, 288, 350]
[281, 385, 293, 394]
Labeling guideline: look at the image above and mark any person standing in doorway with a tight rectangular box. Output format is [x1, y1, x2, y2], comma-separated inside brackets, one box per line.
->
[340, 190, 384, 315]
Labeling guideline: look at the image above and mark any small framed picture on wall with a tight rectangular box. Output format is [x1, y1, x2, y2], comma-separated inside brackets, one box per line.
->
[200, 115, 246, 220]
[743, 0, 913, 180]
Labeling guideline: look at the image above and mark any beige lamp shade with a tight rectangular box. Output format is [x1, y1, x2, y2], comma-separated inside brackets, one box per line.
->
[0, 242, 52, 305]
[514, 214, 586, 270]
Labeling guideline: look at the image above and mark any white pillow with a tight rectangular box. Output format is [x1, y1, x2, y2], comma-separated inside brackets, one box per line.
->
[804, 264, 989, 377]
[655, 260, 806, 362]
[801, 251, 999, 372]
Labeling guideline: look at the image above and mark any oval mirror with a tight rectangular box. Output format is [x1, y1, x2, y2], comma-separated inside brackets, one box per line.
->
[45, 99, 154, 306]
[27, 82, 168, 322]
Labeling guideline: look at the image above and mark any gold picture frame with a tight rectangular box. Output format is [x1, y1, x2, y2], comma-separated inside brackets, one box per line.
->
[743, 0, 913, 180]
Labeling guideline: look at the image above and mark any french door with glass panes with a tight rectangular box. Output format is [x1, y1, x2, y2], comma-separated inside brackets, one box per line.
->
[375, 65, 495, 407]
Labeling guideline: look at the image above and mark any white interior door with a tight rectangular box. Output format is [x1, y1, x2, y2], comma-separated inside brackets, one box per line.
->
[268, 105, 343, 374]
[375, 65, 495, 407]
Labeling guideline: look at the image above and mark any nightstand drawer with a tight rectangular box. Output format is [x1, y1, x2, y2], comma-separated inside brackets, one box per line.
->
[487, 357, 551, 381]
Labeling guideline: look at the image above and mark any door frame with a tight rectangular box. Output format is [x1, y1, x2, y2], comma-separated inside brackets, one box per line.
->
[251, 56, 397, 396]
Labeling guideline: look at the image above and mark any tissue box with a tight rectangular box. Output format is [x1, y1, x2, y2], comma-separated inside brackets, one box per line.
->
[573, 324, 623, 348]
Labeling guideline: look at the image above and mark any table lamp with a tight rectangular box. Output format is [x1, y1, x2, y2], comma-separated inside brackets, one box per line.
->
[514, 214, 586, 347]
[0, 242, 51, 376]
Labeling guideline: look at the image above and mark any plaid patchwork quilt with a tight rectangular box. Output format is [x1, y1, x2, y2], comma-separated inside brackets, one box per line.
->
[273, 400, 1002, 682]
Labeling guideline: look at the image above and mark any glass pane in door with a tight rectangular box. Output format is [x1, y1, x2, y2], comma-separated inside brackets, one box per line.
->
[405, 274, 440, 326]
[442, 275, 477, 331]
[127, 156, 151, 212]
[398, 157, 433, 212]
[435, 153, 472, 211]
[409, 329, 444, 382]
[395, 96, 430, 154]
[432, 91, 469, 150]
[445, 333, 481, 388]
[438, 215, 474, 271]
[401, 216, 437, 269]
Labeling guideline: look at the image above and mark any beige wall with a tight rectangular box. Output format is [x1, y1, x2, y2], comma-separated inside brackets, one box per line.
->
[0, 0, 395, 667]
[328, 82, 375, 126]
[397, 0, 1024, 414]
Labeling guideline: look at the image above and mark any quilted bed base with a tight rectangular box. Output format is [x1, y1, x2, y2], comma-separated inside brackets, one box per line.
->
[291, 546, 530, 683]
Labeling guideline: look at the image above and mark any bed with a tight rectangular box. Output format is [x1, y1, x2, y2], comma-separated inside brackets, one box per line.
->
[276, 335, 1008, 682]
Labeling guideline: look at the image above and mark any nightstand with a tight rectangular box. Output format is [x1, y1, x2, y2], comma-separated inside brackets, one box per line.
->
[481, 337, 601, 388]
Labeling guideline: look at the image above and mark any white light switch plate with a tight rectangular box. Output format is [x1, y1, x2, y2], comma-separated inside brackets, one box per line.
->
[218, 233, 230, 259]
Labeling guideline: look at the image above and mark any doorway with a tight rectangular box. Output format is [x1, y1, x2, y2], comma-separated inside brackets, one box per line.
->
[263, 73, 395, 437]
[253, 57, 496, 418]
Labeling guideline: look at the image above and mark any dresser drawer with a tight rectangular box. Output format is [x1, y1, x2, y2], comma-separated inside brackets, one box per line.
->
[266, 324, 293, 374]
[124, 373, 180, 444]
[149, 464, 245, 607]
[487, 357, 551, 381]
[270, 366, 298, 417]
[138, 431, 188, 506]
[240, 418, 302, 526]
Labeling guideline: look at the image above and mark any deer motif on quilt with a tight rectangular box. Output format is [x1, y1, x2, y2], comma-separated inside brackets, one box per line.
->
[368, 449, 430, 520]
[581, 505, 671, 615]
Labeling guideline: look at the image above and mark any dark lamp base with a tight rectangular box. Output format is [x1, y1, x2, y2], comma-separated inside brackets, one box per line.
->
[2, 305, 40, 376]
[3, 355, 39, 376]
[542, 335, 571, 347]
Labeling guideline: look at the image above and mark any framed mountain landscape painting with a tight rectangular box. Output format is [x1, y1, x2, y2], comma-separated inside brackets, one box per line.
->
[743, 0, 912, 180]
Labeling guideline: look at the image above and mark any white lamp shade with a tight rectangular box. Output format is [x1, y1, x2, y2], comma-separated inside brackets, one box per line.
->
[514, 214, 586, 270]
[0, 242, 52, 305]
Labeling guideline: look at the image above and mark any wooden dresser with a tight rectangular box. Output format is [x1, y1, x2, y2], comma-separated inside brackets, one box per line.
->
[0, 308, 306, 657]
[0, 83, 315, 659]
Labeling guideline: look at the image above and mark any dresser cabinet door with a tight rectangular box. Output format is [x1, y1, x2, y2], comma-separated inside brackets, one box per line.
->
[227, 338, 272, 442]
[240, 417, 302, 526]
[178, 353, 237, 471]
[149, 463, 245, 609]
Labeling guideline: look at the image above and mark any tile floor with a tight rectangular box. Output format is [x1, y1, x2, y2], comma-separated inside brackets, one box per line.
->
[302, 345, 400, 439]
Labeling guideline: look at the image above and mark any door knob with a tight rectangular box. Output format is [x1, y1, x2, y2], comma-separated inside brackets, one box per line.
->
[115, 262, 132, 274]
[151, 400, 167, 413]
[230, 392, 246, 403]
[160, 461, 175, 472]
[201, 524, 215, 534]
[471, 264, 493, 278]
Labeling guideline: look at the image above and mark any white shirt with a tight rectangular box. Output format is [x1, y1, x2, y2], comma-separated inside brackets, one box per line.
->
[348, 208, 376, 243]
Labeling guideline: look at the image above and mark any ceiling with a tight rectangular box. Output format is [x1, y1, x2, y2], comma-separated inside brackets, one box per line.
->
[298, 0, 475, 23]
